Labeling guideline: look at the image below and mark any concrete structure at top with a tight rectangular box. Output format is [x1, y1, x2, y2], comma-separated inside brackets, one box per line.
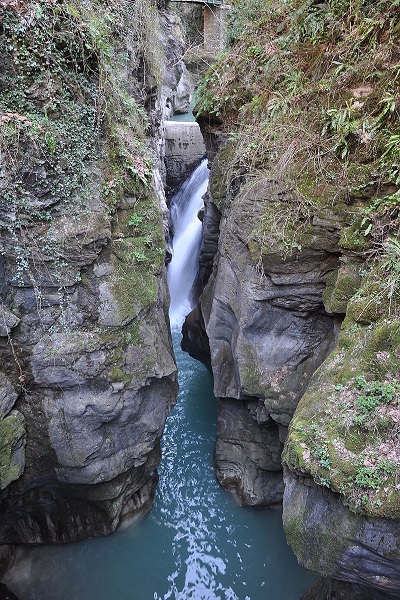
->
[164, 121, 206, 189]
[170, 0, 230, 53]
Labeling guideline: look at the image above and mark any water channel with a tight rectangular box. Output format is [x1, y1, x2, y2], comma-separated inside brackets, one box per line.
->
[4, 163, 317, 600]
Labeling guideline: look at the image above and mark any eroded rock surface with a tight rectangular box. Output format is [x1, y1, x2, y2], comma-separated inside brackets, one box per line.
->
[284, 470, 400, 596]
[0, 1, 179, 544]
[0, 187, 177, 543]
[183, 0, 400, 595]
[300, 577, 397, 600]
[160, 11, 194, 120]
[215, 398, 283, 505]
[183, 172, 340, 505]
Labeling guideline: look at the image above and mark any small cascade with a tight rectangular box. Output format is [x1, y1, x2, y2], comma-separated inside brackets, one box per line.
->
[167, 159, 209, 326]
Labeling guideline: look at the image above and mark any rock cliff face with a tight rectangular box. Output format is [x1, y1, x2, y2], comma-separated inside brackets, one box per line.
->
[283, 470, 400, 595]
[300, 577, 397, 600]
[160, 10, 194, 121]
[184, 157, 340, 506]
[183, 0, 400, 595]
[0, 0, 180, 544]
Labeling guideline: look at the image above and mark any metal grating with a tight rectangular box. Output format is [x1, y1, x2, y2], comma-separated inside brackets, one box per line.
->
[170, 0, 224, 5]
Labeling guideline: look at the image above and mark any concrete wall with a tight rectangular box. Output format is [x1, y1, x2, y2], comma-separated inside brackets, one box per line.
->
[203, 5, 231, 53]
[164, 121, 206, 189]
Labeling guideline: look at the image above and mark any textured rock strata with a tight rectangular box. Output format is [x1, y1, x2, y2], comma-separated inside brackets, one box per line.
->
[183, 0, 400, 594]
[0, 183, 178, 544]
[215, 398, 283, 505]
[0, 0, 179, 545]
[284, 470, 400, 596]
[184, 172, 340, 505]
[300, 577, 397, 600]
[160, 11, 194, 120]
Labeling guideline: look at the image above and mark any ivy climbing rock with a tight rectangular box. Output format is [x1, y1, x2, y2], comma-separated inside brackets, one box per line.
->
[0, 0, 179, 544]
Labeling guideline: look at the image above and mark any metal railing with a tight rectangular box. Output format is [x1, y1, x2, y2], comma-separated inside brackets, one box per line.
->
[170, 0, 223, 5]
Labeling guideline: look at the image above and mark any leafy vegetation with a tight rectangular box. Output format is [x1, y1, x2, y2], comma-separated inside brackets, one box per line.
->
[196, 0, 400, 517]
[195, 0, 400, 260]
[0, 0, 162, 294]
[0, 0, 170, 409]
[353, 375, 398, 425]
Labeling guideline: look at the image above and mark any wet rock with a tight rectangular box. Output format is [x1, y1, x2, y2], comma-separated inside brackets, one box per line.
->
[301, 577, 398, 600]
[0, 582, 19, 600]
[191, 191, 221, 300]
[183, 175, 339, 505]
[181, 305, 211, 371]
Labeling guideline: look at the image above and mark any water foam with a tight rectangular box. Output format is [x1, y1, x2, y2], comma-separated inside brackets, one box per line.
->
[167, 160, 209, 327]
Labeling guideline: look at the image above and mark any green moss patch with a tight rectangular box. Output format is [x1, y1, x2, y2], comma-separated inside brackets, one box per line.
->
[109, 191, 165, 324]
[283, 308, 400, 518]
[0, 412, 25, 489]
[323, 264, 362, 314]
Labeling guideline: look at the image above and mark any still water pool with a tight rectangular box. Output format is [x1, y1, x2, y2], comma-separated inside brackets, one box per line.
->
[5, 330, 316, 600]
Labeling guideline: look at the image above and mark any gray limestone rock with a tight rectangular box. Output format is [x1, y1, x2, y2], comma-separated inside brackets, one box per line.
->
[0, 410, 25, 491]
[160, 11, 194, 121]
[0, 305, 19, 338]
[0, 582, 19, 600]
[0, 374, 18, 417]
[183, 174, 339, 505]
[301, 577, 397, 600]
[0, 2, 191, 549]
[283, 469, 400, 596]
[214, 398, 284, 506]
[174, 68, 193, 114]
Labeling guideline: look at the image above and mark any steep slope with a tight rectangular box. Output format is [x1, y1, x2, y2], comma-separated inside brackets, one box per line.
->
[184, 0, 400, 593]
[0, 0, 178, 544]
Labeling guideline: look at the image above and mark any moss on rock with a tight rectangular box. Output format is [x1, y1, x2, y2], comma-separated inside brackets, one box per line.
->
[0, 412, 25, 490]
[283, 301, 400, 517]
[323, 263, 362, 314]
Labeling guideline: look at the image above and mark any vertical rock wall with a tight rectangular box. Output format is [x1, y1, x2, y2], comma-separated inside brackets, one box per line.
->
[183, 0, 400, 594]
[183, 154, 340, 506]
[0, 0, 182, 545]
[203, 5, 231, 54]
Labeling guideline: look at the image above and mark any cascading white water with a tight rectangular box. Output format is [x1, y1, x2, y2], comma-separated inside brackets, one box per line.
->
[167, 159, 209, 326]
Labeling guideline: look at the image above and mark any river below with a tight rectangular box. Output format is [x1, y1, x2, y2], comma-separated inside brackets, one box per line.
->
[4, 330, 316, 600]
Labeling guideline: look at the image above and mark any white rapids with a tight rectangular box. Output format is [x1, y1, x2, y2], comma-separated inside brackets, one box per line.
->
[167, 159, 209, 327]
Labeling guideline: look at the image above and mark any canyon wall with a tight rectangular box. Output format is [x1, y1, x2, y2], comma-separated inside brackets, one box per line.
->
[183, 1, 400, 596]
[0, 0, 193, 545]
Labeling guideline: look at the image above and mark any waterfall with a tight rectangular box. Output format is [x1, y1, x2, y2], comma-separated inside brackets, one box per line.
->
[167, 159, 209, 327]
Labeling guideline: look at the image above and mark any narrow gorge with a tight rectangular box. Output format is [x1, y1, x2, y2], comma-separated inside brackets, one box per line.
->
[0, 1, 399, 599]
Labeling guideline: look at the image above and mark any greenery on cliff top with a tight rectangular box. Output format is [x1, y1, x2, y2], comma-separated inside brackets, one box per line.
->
[195, 0, 400, 243]
[0, 0, 165, 324]
[196, 0, 400, 517]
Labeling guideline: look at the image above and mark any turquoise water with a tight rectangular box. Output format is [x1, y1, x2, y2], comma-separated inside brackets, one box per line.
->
[169, 111, 196, 122]
[169, 99, 196, 122]
[5, 330, 317, 600]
